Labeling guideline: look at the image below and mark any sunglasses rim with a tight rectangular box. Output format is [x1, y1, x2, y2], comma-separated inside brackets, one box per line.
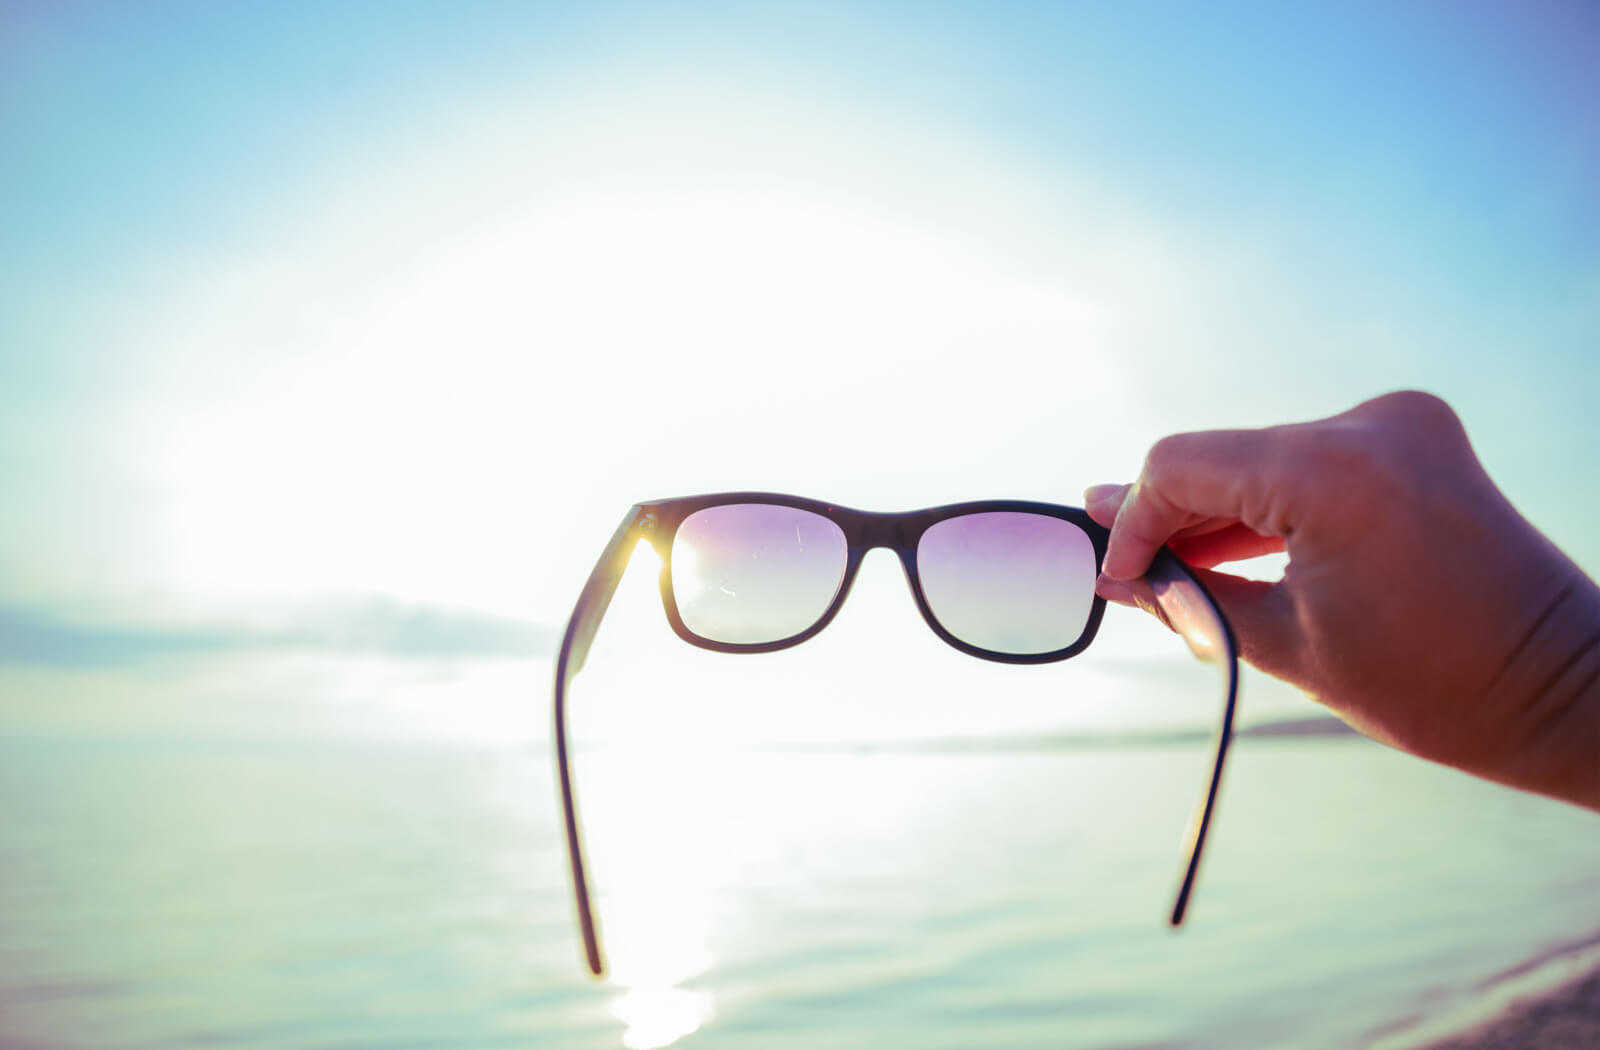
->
[639, 492, 1110, 664]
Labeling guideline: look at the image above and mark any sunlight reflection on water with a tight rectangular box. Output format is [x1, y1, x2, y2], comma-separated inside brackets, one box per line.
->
[3, 727, 1599, 1050]
[611, 984, 715, 1050]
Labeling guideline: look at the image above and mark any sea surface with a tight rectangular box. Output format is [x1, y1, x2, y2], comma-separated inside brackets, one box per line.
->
[3, 716, 1599, 1050]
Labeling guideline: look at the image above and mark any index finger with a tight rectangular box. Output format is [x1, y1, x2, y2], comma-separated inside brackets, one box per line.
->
[1102, 427, 1291, 581]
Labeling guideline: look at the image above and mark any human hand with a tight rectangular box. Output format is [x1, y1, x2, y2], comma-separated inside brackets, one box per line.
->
[1086, 391, 1600, 811]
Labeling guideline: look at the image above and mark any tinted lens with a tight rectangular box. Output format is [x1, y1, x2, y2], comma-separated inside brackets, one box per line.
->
[917, 511, 1098, 655]
[672, 504, 849, 644]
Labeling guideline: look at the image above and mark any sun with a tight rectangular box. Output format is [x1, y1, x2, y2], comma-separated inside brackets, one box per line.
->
[147, 165, 1112, 633]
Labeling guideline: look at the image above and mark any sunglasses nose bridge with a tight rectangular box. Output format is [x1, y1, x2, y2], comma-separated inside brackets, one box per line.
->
[844, 512, 924, 616]
[852, 511, 926, 606]
[853, 509, 903, 552]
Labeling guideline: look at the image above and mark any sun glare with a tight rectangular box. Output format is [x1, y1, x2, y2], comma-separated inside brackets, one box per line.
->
[148, 175, 1111, 621]
[584, 747, 725, 1050]
[610, 984, 714, 1050]
[668, 538, 702, 607]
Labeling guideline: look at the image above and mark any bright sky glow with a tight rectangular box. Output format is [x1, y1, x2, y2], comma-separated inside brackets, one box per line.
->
[2, 2, 1596, 744]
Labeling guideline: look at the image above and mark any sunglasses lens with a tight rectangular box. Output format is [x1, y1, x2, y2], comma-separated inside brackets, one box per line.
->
[917, 512, 1098, 655]
[672, 504, 849, 645]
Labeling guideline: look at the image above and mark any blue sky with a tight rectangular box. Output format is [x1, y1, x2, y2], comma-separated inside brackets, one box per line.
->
[2, 2, 1596, 731]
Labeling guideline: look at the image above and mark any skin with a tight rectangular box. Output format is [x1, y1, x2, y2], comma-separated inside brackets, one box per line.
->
[1085, 390, 1600, 812]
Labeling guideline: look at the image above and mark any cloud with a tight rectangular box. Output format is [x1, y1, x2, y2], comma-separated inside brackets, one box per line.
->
[0, 606, 231, 668]
[0, 597, 554, 669]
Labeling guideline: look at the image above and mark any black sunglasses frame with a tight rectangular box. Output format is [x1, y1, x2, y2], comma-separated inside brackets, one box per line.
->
[554, 493, 1239, 977]
[648, 493, 1110, 663]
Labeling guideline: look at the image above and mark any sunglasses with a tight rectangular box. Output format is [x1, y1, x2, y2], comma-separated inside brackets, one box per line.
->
[554, 492, 1239, 976]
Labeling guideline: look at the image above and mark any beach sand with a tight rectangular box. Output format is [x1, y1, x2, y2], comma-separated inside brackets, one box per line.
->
[1417, 964, 1600, 1050]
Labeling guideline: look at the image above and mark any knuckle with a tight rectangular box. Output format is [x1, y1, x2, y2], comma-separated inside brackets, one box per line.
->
[1373, 387, 1454, 417]
[1362, 389, 1471, 474]
[1302, 391, 1473, 523]
[1363, 388, 1465, 448]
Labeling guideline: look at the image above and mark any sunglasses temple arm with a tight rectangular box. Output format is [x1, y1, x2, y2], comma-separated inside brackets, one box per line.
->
[1145, 548, 1240, 927]
[554, 505, 648, 977]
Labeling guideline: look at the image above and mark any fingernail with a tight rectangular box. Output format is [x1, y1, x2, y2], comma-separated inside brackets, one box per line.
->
[1084, 483, 1127, 508]
[1095, 573, 1136, 606]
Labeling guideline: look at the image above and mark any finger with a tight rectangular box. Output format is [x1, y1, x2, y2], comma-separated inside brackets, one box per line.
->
[1087, 482, 1236, 538]
[1083, 483, 1129, 528]
[1188, 568, 1306, 684]
[1169, 525, 1286, 569]
[1098, 567, 1305, 685]
[1102, 428, 1290, 581]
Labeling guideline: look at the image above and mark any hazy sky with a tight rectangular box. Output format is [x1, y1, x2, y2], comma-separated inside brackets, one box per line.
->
[3, 2, 1596, 681]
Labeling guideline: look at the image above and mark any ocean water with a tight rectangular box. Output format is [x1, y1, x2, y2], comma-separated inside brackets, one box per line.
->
[3, 726, 1598, 1050]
